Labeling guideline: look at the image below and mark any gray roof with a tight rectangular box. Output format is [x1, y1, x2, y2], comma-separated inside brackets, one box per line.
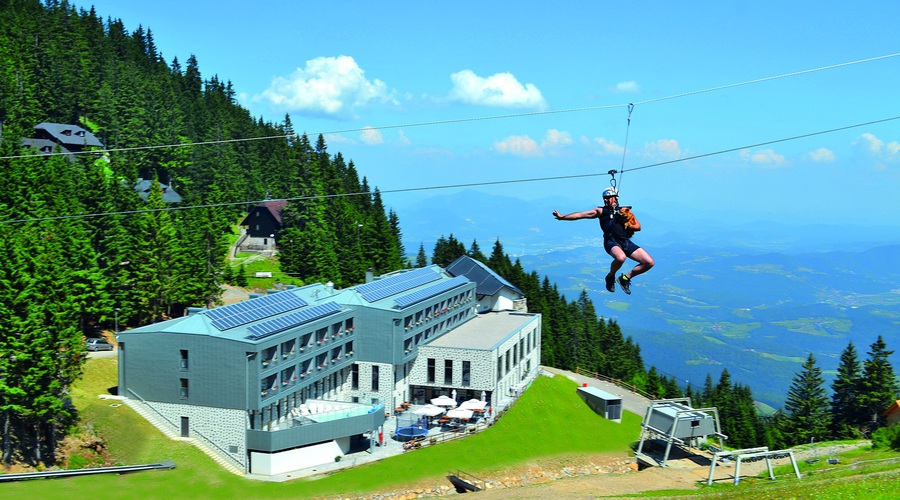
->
[445, 255, 523, 297]
[34, 122, 104, 148]
[134, 178, 183, 203]
[122, 268, 475, 343]
[21, 138, 72, 156]
[424, 311, 537, 350]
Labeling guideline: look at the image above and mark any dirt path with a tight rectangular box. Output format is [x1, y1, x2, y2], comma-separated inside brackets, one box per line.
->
[473, 465, 702, 499]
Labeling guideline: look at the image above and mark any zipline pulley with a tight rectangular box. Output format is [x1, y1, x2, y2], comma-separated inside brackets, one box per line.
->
[607, 169, 618, 190]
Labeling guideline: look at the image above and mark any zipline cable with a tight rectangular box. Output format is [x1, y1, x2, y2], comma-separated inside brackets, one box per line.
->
[1, 52, 898, 161]
[610, 103, 635, 194]
[2, 114, 898, 225]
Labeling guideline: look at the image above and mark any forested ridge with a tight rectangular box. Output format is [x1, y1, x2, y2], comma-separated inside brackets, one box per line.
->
[1, 0, 897, 470]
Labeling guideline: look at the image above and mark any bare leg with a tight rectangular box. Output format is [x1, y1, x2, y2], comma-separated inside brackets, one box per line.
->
[608, 246, 627, 278]
[623, 248, 654, 279]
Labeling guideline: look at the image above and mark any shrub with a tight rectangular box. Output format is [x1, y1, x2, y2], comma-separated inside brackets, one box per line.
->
[871, 424, 900, 450]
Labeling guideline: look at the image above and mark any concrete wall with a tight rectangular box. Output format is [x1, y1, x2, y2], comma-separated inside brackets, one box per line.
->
[250, 437, 349, 475]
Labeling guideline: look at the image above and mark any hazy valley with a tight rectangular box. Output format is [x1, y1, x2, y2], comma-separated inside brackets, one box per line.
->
[394, 189, 900, 407]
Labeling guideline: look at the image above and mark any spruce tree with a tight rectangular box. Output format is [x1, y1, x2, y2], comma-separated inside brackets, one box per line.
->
[415, 244, 428, 268]
[830, 342, 863, 439]
[782, 353, 830, 445]
[858, 336, 899, 431]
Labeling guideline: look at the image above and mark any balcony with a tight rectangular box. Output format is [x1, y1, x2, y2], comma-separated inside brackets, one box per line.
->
[247, 403, 386, 453]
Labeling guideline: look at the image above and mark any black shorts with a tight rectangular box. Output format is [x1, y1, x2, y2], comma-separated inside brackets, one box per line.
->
[604, 238, 641, 257]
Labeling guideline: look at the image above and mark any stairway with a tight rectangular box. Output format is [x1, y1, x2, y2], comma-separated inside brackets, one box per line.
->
[123, 399, 245, 476]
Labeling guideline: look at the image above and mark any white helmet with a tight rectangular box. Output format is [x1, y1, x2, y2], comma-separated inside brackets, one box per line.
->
[602, 187, 618, 198]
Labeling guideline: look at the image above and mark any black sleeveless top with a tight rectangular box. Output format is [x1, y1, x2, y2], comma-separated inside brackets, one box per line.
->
[597, 206, 630, 242]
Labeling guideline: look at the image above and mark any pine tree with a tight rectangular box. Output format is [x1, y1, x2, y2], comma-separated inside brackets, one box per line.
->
[782, 353, 830, 446]
[415, 244, 428, 268]
[431, 234, 465, 267]
[858, 336, 899, 432]
[467, 239, 488, 263]
[830, 342, 863, 439]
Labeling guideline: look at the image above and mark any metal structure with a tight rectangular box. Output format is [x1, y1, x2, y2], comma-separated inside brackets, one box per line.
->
[576, 386, 623, 422]
[706, 446, 801, 485]
[635, 398, 727, 467]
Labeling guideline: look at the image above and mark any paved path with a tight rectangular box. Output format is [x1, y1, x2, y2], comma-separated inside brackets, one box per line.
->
[541, 366, 652, 417]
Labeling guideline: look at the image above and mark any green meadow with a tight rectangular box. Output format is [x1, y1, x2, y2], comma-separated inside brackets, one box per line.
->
[4, 358, 638, 499]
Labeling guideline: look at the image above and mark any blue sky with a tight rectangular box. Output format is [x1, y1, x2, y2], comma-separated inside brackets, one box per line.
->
[75, 1, 900, 227]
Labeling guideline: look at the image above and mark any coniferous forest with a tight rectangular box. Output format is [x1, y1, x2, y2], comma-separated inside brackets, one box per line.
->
[1, 0, 897, 469]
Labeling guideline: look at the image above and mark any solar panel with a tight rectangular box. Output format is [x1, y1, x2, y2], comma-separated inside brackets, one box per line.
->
[356, 267, 441, 302]
[206, 291, 308, 330]
[246, 302, 343, 340]
[394, 276, 470, 308]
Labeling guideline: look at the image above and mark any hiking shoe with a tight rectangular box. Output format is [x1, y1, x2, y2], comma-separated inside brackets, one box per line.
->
[618, 274, 632, 295]
[605, 274, 615, 293]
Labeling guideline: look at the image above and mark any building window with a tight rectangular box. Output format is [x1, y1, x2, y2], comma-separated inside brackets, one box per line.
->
[427, 358, 435, 383]
[497, 355, 503, 381]
[372, 365, 379, 391]
[506, 351, 511, 374]
[444, 360, 453, 385]
[513, 345, 518, 367]
[180, 349, 189, 371]
[462, 361, 471, 387]
[351, 364, 359, 390]
[179, 378, 189, 399]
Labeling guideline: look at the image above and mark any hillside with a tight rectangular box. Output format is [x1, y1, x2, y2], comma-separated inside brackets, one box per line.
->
[393, 190, 900, 408]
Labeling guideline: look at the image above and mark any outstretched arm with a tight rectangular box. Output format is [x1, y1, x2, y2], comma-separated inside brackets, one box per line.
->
[552, 207, 602, 221]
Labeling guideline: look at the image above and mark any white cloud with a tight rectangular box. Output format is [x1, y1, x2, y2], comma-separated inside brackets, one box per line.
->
[740, 148, 787, 167]
[325, 133, 350, 144]
[806, 147, 836, 163]
[494, 129, 573, 157]
[254, 55, 396, 119]
[493, 135, 542, 157]
[593, 137, 624, 155]
[360, 126, 383, 145]
[613, 81, 640, 93]
[855, 133, 883, 154]
[643, 139, 683, 160]
[397, 130, 411, 146]
[889, 141, 900, 156]
[448, 70, 547, 109]
[854, 133, 899, 163]
[541, 129, 573, 148]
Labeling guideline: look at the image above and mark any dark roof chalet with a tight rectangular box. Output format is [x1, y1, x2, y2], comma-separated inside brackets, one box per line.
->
[33, 122, 104, 148]
[133, 178, 183, 203]
[21, 138, 73, 156]
[446, 255, 524, 297]
[241, 200, 289, 226]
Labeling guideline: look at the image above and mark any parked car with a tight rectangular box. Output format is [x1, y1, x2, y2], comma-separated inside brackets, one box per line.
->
[85, 338, 115, 351]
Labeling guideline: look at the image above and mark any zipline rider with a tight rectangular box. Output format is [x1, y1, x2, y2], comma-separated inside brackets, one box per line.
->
[552, 187, 654, 294]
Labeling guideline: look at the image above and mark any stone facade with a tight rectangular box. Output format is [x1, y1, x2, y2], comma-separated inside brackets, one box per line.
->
[148, 400, 247, 469]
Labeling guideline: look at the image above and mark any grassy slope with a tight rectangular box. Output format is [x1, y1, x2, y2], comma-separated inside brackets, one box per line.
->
[8, 358, 900, 499]
[4, 358, 638, 499]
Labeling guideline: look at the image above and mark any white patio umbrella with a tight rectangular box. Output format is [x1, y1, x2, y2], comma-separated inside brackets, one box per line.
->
[481, 390, 486, 402]
[451, 389, 457, 402]
[459, 399, 487, 411]
[413, 404, 445, 417]
[430, 395, 457, 407]
[446, 408, 474, 420]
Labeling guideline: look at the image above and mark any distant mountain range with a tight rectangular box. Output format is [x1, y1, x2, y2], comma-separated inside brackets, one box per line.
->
[393, 189, 900, 407]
